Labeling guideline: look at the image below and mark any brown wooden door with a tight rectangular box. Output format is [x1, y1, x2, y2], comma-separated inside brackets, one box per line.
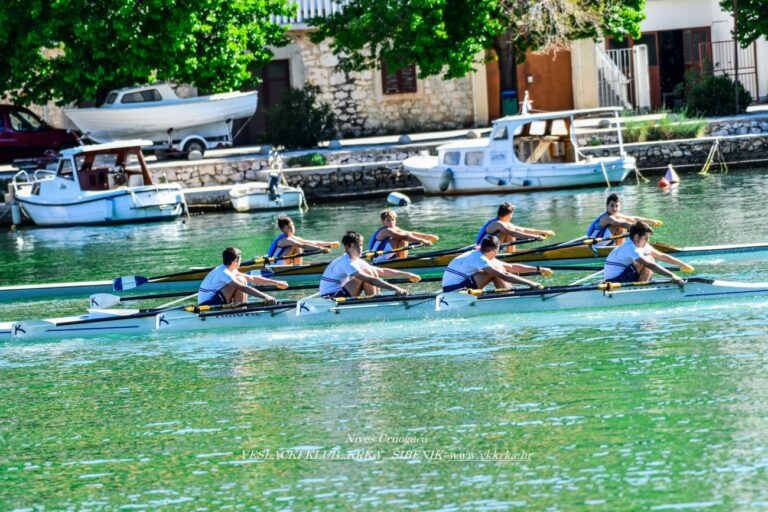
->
[516, 50, 574, 112]
[234, 59, 291, 146]
[486, 51, 501, 120]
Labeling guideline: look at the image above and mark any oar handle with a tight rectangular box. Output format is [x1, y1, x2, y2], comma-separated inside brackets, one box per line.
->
[363, 242, 424, 260]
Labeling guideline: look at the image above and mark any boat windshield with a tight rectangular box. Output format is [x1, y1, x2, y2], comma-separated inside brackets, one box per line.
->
[105, 92, 118, 105]
[57, 158, 74, 180]
[492, 126, 508, 140]
[121, 89, 163, 104]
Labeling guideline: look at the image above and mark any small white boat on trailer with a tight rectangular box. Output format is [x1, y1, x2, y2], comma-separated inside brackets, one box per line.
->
[8, 278, 768, 342]
[403, 107, 635, 195]
[64, 83, 257, 156]
[11, 140, 185, 226]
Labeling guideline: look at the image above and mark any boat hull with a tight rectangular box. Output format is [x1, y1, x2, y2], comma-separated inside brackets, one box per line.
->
[8, 279, 768, 341]
[404, 156, 635, 194]
[229, 184, 305, 212]
[15, 185, 184, 226]
[4, 241, 768, 302]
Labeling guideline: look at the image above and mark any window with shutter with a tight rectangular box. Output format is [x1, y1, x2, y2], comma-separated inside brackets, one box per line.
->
[381, 61, 418, 94]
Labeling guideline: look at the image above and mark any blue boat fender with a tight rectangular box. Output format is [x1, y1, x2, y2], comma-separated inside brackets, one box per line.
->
[439, 168, 453, 192]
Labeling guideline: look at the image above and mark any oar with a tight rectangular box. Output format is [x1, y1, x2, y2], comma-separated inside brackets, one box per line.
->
[497, 233, 628, 262]
[296, 291, 439, 316]
[435, 277, 710, 311]
[257, 243, 425, 278]
[112, 249, 329, 291]
[380, 236, 543, 267]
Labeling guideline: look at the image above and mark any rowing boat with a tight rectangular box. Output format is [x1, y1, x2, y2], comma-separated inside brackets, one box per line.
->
[7, 278, 768, 341]
[3, 241, 768, 302]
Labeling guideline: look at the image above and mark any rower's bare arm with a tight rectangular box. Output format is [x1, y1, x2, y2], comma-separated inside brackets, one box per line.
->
[375, 267, 421, 282]
[503, 263, 552, 276]
[411, 231, 439, 243]
[487, 266, 543, 289]
[653, 251, 694, 272]
[639, 257, 683, 283]
[236, 282, 278, 303]
[286, 237, 331, 253]
[511, 225, 555, 238]
[296, 236, 339, 249]
[390, 227, 434, 245]
[245, 274, 289, 289]
[498, 224, 534, 238]
[606, 214, 633, 229]
[356, 271, 408, 295]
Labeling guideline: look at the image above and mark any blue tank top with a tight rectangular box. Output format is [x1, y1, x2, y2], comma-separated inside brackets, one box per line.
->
[369, 227, 392, 252]
[586, 212, 616, 245]
[475, 218, 499, 244]
[267, 233, 288, 259]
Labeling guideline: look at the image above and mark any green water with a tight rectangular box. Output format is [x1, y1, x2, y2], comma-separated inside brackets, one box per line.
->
[3, 170, 768, 510]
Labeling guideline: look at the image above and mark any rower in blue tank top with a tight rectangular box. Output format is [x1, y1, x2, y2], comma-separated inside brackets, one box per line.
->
[368, 209, 439, 263]
[475, 202, 555, 253]
[587, 193, 663, 247]
[267, 215, 339, 265]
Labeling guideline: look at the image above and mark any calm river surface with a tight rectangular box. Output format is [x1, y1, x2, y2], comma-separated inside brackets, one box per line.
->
[2, 169, 768, 510]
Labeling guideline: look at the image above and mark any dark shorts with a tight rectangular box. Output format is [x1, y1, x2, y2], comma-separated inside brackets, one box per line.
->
[609, 264, 640, 283]
[322, 287, 353, 299]
[442, 276, 478, 293]
[199, 290, 229, 307]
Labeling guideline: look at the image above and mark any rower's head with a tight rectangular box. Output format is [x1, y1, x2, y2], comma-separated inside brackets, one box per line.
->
[497, 202, 515, 220]
[380, 208, 397, 228]
[223, 247, 242, 268]
[606, 193, 621, 213]
[629, 221, 653, 247]
[479, 235, 500, 257]
[341, 231, 364, 258]
[277, 215, 295, 235]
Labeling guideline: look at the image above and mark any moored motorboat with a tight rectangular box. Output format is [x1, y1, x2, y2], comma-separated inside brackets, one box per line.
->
[7, 278, 768, 342]
[229, 174, 306, 212]
[11, 140, 185, 226]
[403, 107, 635, 195]
[3, 240, 768, 302]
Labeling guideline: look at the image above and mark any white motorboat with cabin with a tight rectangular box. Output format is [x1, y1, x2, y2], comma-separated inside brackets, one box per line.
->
[64, 83, 257, 155]
[403, 107, 636, 194]
[11, 140, 185, 226]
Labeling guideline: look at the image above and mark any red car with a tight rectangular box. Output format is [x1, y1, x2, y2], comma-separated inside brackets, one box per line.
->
[0, 104, 80, 163]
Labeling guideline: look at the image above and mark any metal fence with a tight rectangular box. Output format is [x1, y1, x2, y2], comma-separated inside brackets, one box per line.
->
[597, 45, 651, 111]
[699, 40, 759, 102]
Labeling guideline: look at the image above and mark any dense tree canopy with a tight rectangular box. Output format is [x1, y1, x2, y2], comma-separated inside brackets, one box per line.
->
[311, 0, 646, 80]
[719, 0, 768, 46]
[0, 0, 295, 105]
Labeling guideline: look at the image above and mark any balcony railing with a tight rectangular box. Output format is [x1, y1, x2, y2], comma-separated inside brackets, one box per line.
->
[272, 0, 345, 27]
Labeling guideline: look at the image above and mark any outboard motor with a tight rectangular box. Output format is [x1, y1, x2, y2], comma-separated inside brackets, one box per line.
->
[267, 172, 282, 202]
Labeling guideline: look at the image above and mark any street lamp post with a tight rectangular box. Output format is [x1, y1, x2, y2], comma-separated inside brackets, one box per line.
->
[733, 0, 740, 114]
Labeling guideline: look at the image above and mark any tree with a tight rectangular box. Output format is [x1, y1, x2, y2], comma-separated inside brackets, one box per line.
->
[0, 0, 295, 106]
[310, 0, 645, 83]
[719, 0, 768, 46]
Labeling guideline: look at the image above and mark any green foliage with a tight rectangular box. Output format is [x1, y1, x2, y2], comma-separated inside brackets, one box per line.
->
[286, 152, 327, 167]
[310, 0, 646, 79]
[680, 64, 752, 117]
[719, 0, 768, 46]
[0, 0, 295, 105]
[621, 113, 707, 143]
[265, 85, 336, 149]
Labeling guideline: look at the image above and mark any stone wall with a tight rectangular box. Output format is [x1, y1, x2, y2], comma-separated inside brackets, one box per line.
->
[290, 32, 475, 137]
[581, 134, 768, 171]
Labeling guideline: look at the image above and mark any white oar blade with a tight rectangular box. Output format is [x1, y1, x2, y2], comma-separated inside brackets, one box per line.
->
[435, 291, 477, 311]
[112, 276, 148, 291]
[296, 297, 335, 316]
[89, 293, 121, 309]
[10, 320, 56, 339]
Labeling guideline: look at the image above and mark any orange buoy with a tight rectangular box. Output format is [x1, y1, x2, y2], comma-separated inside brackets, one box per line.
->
[658, 177, 670, 188]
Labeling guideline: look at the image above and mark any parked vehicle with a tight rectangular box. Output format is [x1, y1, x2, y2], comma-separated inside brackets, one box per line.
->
[64, 83, 258, 157]
[11, 140, 186, 226]
[403, 107, 636, 195]
[0, 105, 80, 163]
